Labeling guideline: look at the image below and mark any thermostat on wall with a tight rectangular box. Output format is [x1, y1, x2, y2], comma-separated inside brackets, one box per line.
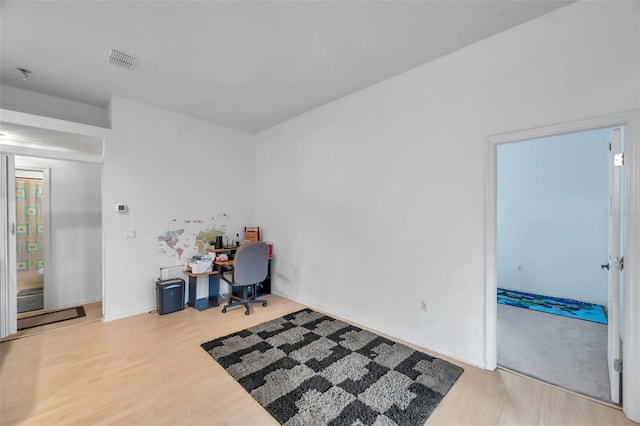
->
[115, 203, 128, 213]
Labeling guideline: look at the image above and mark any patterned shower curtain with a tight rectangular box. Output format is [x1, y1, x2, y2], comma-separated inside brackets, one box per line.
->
[15, 178, 44, 290]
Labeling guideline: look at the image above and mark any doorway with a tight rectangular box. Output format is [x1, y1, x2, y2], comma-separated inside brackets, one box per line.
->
[15, 169, 47, 315]
[484, 111, 640, 422]
[14, 156, 103, 312]
[1, 121, 106, 339]
[495, 127, 613, 402]
[4, 156, 104, 339]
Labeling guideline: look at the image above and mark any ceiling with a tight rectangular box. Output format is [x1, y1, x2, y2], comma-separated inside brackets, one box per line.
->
[0, 1, 572, 133]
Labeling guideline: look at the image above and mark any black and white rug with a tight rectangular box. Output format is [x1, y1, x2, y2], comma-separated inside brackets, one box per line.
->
[201, 308, 463, 425]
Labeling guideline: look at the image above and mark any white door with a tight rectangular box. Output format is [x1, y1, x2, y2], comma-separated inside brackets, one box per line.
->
[0, 153, 17, 338]
[607, 127, 623, 404]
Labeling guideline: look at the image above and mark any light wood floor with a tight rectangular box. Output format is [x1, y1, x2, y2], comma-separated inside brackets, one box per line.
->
[0, 295, 636, 426]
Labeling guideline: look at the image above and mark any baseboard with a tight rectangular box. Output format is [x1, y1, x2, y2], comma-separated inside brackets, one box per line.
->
[102, 305, 155, 322]
[46, 297, 101, 311]
[273, 290, 485, 369]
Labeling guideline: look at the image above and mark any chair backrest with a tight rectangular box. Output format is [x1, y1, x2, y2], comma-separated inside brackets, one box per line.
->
[232, 242, 269, 286]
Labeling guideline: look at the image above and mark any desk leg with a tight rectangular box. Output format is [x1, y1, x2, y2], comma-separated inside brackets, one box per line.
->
[187, 275, 198, 308]
[208, 273, 220, 307]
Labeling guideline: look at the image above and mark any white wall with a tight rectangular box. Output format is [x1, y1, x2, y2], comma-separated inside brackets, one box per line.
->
[254, 1, 640, 366]
[497, 128, 611, 304]
[15, 156, 102, 308]
[1, 85, 109, 128]
[103, 97, 255, 321]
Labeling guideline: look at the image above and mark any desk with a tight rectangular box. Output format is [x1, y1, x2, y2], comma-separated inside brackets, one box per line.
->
[214, 257, 272, 296]
[209, 246, 239, 260]
[209, 244, 272, 258]
[210, 247, 239, 252]
[183, 270, 219, 310]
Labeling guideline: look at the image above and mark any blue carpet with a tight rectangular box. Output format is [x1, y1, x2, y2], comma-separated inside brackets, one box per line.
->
[497, 288, 608, 325]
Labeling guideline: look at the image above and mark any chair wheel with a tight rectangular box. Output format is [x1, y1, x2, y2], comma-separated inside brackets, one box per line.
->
[222, 308, 227, 313]
[262, 302, 267, 307]
[245, 310, 250, 315]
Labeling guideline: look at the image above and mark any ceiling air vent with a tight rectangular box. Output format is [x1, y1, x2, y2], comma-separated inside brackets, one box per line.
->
[107, 49, 138, 70]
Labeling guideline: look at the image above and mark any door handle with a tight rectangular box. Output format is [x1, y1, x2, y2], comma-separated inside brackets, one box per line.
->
[10, 222, 15, 235]
[602, 258, 624, 271]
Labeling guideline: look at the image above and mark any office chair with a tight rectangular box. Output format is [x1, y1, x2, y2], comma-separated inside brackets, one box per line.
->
[220, 241, 269, 315]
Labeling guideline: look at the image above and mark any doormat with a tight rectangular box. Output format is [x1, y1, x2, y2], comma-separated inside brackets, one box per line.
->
[17, 287, 43, 297]
[17, 288, 44, 313]
[201, 308, 463, 426]
[497, 288, 607, 324]
[18, 306, 86, 331]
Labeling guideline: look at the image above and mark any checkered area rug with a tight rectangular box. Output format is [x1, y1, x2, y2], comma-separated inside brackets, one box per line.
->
[201, 308, 463, 425]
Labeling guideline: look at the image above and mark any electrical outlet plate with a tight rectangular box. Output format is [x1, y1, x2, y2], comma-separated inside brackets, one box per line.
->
[420, 300, 428, 312]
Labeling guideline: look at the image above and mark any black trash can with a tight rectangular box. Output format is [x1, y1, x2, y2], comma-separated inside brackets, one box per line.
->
[156, 278, 185, 315]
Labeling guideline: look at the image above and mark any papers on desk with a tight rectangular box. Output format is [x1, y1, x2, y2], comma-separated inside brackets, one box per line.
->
[188, 256, 213, 274]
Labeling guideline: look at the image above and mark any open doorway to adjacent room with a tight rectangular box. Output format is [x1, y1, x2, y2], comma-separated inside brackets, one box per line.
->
[495, 127, 620, 404]
[10, 156, 104, 339]
[0, 122, 105, 340]
[15, 168, 47, 316]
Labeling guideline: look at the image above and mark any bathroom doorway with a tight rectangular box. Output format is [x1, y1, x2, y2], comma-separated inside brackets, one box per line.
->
[15, 168, 48, 315]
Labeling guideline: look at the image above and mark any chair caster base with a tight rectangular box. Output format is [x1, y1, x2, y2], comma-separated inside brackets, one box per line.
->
[245, 310, 250, 315]
[222, 307, 227, 313]
[262, 302, 267, 307]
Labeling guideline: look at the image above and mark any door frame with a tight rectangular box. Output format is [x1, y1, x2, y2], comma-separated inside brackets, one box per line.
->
[0, 154, 17, 337]
[608, 128, 622, 404]
[485, 111, 640, 421]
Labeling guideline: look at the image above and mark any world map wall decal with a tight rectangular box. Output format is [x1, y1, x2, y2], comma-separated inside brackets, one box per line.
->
[157, 215, 229, 260]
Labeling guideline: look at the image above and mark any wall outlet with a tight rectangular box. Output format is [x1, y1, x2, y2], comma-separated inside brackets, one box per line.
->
[420, 300, 429, 312]
[125, 230, 136, 239]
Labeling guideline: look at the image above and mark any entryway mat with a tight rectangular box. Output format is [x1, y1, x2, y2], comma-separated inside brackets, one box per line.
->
[18, 306, 86, 331]
[17, 293, 44, 314]
[17, 287, 43, 297]
[497, 288, 607, 324]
